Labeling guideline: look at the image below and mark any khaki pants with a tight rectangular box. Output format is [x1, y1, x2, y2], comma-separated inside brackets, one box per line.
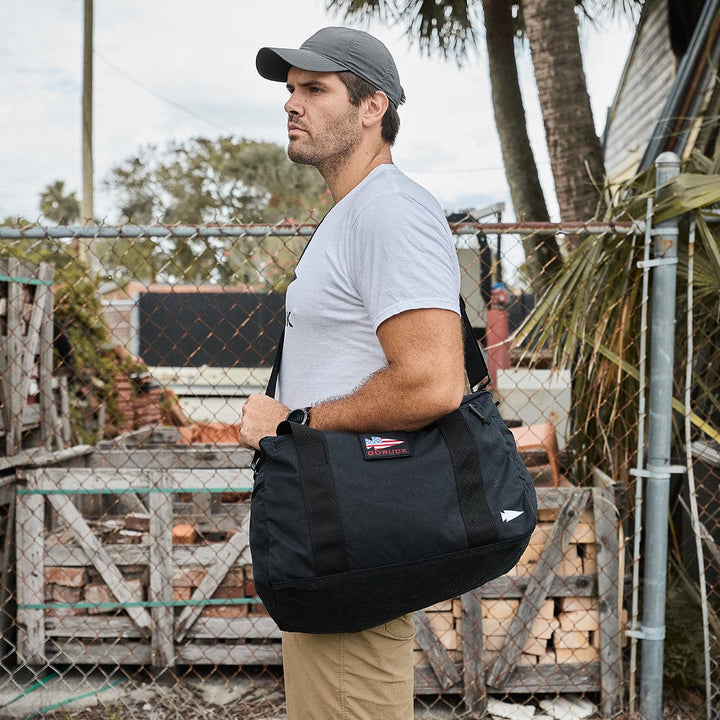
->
[281, 613, 415, 720]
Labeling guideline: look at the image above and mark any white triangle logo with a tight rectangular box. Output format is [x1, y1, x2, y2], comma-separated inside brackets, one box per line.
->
[501, 510, 524, 522]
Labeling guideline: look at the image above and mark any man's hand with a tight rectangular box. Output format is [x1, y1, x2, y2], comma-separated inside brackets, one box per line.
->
[239, 394, 290, 450]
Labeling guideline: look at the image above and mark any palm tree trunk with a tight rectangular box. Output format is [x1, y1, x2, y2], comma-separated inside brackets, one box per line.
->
[522, 0, 605, 225]
[482, 0, 548, 222]
[482, 0, 562, 284]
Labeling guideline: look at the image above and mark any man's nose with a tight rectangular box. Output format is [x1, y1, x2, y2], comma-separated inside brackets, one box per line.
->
[284, 93, 303, 116]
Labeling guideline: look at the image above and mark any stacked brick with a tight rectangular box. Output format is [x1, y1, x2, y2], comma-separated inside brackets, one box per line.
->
[414, 506, 610, 670]
[111, 373, 163, 434]
[43, 516, 264, 622]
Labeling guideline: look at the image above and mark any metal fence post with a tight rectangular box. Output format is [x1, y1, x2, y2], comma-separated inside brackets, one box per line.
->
[639, 151, 682, 720]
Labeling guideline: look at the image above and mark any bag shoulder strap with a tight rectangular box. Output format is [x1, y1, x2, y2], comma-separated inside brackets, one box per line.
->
[459, 296, 491, 391]
[266, 298, 491, 398]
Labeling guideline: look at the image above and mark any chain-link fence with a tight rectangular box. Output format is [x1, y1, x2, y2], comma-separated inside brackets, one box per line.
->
[0, 212, 717, 719]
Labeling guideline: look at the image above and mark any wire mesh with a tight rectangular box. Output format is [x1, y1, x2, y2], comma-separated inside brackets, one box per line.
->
[0, 218, 716, 719]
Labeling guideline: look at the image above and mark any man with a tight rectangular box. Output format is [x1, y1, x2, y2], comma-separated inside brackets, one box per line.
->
[240, 26, 466, 720]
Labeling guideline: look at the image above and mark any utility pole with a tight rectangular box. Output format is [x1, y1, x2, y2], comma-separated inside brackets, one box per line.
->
[80, 0, 94, 263]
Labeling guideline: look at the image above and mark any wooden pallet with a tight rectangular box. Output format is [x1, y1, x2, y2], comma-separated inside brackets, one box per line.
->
[0, 258, 68, 455]
[14, 453, 623, 718]
[412, 486, 623, 718]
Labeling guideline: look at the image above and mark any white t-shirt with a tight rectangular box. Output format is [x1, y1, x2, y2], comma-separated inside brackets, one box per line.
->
[276, 164, 460, 409]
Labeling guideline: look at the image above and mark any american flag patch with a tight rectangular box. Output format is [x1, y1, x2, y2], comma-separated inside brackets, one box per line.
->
[360, 434, 412, 460]
[365, 436, 404, 450]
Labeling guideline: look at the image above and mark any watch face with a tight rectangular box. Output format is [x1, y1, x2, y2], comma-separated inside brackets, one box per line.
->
[287, 408, 309, 425]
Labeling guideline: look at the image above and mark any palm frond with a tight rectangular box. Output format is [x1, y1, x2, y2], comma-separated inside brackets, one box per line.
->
[513, 151, 720, 481]
[327, 0, 477, 60]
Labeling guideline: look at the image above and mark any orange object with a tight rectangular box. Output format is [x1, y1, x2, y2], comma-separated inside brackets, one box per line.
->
[172, 523, 197, 545]
[510, 423, 561, 487]
[179, 422, 242, 444]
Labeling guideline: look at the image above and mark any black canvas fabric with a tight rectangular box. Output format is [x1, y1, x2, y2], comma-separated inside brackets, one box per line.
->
[250, 388, 537, 634]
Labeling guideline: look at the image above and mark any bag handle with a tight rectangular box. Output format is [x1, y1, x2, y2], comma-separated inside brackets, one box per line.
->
[277, 421, 348, 576]
[437, 410, 498, 547]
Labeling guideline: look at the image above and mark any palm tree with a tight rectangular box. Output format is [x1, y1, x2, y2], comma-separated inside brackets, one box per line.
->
[40, 180, 80, 225]
[328, 0, 641, 250]
[482, 0, 549, 223]
[480, 0, 562, 283]
[328, 0, 562, 286]
[521, 0, 605, 226]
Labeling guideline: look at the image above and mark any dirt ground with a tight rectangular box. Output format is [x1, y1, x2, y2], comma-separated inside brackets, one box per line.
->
[2, 667, 706, 720]
[34, 687, 706, 720]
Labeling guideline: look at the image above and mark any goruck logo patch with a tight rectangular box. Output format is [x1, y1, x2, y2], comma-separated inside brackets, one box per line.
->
[360, 434, 412, 460]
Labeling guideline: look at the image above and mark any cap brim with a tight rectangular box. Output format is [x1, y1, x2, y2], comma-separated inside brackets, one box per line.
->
[256, 47, 348, 82]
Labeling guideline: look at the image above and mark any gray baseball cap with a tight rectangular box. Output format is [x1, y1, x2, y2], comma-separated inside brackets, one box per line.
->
[256, 26, 405, 107]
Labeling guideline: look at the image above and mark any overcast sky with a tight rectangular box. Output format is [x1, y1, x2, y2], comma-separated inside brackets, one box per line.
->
[0, 0, 636, 223]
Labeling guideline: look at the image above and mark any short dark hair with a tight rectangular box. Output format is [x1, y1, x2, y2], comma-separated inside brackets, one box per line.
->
[338, 71, 400, 146]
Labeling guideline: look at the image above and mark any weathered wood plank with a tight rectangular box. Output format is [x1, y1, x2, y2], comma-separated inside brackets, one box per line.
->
[412, 662, 600, 695]
[535, 486, 586, 510]
[46, 639, 152, 665]
[175, 517, 250, 641]
[593, 487, 623, 717]
[3, 258, 25, 454]
[497, 662, 600, 693]
[176, 643, 283, 666]
[413, 664, 463, 694]
[0, 404, 42, 437]
[45, 614, 280, 641]
[44, 490, 153, 633]
[34, 467, 254, 493]
[481, 573, 596, 598]
[57, 374, 72, 445]
[86, 447, 254, 470]
[413, 610, 462, 691]
[15, 269, 49, 447]
[148, 470, 175, 667]
[46, 615, 144, 639]
[486, 488, 590, 687]
[45, 541, 253, 568]
[461, 588, 486, 715]
[15, 484, 46, 663]
[0, 445, 94, 472]
[188, 616, 280, 640]
[47, 639, 284, 667]
[34, 264, 56, 449]
[0, 497, 16, 658]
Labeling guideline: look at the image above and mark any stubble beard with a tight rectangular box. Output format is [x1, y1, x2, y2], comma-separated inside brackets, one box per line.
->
[286, 107, 362, 177]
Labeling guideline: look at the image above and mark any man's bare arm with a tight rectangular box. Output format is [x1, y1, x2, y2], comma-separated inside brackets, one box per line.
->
[238, 307, 465, 448]
[309, 307, 464, 432]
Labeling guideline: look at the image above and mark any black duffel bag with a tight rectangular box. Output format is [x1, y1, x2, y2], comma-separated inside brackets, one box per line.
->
[249, 299, 537, 634]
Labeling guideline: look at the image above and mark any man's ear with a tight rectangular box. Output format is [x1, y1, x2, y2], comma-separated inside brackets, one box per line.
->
[362, 91, 389, 129]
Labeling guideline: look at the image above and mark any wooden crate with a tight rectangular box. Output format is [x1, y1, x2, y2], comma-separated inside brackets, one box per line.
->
[411, 487, 624, 718]
[15, 459, 623, 718]
[0, 258, 68, 456]
[15, 461, 281, 668]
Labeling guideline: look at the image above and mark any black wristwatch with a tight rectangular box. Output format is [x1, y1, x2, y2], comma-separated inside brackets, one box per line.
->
[286, 407, 311, 426]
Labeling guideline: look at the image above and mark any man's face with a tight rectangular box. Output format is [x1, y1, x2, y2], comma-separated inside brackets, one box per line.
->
[284, 67, 362, 170]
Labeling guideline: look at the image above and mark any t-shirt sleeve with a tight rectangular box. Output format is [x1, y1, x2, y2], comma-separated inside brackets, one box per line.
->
[344, 193, 461, 330]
